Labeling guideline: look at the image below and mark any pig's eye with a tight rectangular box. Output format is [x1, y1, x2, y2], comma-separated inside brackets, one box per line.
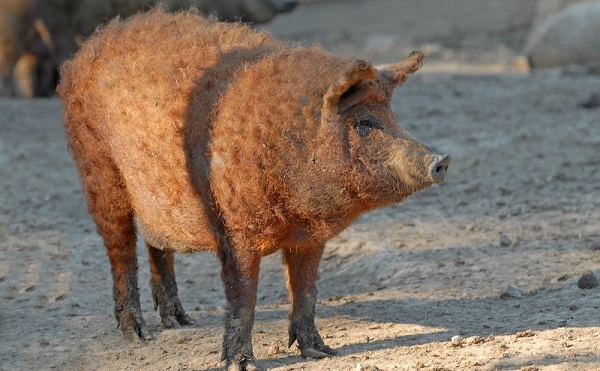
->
[354, 118, 381, 136]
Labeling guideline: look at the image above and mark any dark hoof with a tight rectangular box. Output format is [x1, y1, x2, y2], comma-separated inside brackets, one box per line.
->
[162, 313, 195, 329]
[225, 360, 262, 371]
[300, 345, 337, 359]
[122, 324, 152, 342]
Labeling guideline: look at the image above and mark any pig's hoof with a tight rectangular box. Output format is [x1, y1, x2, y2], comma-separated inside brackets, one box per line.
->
[162, 316, 182, 329]
[119, 311, 153, 341]
[122, 324, 153, 342]
[300, 345, 336, 359]
[154, 293, 195, 329]
[225, 360, 262, 371]
[177, 313, 195, 326]
[289, 323, 337, 358]
[161, 313, 195, 329]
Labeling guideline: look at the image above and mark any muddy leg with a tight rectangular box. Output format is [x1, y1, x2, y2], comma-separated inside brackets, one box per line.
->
[147, 243, 194, 328]
[68, 122, 150, 341]
[284, 245, 336, 358]
[219, 242, 261, 370]
[107, 232, 151, 341]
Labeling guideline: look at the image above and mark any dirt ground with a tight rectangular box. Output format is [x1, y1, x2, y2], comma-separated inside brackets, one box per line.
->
[2, 7, 600, 371]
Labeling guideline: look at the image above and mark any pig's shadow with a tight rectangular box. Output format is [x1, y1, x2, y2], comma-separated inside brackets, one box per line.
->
[182, 45, 276, 233]
[207, 282, 599, 370]
[196, 289, 600, 371]
[186, 243, 600, 369]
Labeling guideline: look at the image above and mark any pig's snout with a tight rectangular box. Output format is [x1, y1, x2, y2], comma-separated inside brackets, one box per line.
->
[428, 154, 451, 184]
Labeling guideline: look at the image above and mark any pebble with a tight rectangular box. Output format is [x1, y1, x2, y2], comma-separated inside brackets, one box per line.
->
[500, 284, 524, 299]
[577, 272, 598, 289]
[499, 235, 512, 247]
[451, 335, 463, 347]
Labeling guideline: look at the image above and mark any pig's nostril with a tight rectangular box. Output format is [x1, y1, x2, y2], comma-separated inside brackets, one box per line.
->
[429, 155, 451, 184]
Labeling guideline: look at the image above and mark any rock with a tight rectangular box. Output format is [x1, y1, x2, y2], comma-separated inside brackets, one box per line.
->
[577, 272, 598, 289]
[499, 235, 512, 247]
[525, 2, 600, 68]
[451, 335, 463, 347]
[500, 284, 524, 299]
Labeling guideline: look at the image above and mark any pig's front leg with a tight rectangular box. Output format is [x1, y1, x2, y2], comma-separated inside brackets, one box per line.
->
[219, 242, 261, 370]
[284, 246, 337, 358]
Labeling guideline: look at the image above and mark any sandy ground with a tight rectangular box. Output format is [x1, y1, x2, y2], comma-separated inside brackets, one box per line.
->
[1, 69, 600, 371]
[2, 7, 600, 369]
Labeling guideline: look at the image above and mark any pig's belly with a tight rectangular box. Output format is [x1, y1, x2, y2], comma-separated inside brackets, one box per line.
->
[131, 184, 219, 253]
[114, 149, 219, 253]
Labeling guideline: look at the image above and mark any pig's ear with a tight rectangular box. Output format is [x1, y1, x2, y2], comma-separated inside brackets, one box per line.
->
[379, 51, 425, 91]
[322, 59, 378, 120]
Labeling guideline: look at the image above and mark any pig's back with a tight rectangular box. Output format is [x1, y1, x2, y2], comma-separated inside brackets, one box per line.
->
[59, 8, 279, 252]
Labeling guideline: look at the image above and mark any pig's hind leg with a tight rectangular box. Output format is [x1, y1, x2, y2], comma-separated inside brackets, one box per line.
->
[284, 246, 337, 358]
[146, 243, 194, 328]
[66, 121, 151, 341]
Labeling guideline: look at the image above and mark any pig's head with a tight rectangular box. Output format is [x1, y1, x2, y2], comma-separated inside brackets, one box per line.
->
[320, 51, 450, 207]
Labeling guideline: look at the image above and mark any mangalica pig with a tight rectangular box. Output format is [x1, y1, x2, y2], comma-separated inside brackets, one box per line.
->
[57, 8, 450, 370]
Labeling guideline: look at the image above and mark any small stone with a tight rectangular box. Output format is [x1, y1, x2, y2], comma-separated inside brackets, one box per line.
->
[500, 284, 524, 299]
[356, 363, 383, 371]
[499, 235, 512, 247]
[577, 272, 598, 289]
[451, 335, 463, 347]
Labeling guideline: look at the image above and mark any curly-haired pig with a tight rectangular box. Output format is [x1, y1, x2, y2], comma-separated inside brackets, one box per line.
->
[57, 8, 450, 371]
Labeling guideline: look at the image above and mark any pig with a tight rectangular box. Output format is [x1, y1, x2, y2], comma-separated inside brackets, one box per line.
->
[0, 0, 32, 96]
[57, 8, 450, 370]
[0, 0, 52, 97]
[69, 0, 298, 39]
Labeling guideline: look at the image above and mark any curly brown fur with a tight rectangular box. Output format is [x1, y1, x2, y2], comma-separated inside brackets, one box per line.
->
[58, 8, 448, 369]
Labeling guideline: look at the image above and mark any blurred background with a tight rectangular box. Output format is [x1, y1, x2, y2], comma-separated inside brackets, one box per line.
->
[1, 0, 599, 98]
